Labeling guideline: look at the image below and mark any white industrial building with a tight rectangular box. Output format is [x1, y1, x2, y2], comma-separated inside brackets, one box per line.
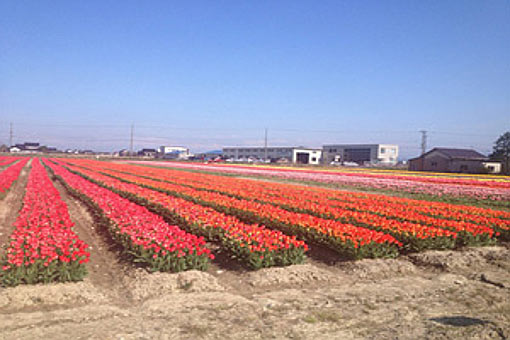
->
[222, 146, 322, 165]
[322, 144, 399, 165]
[158, 146, 191, 159]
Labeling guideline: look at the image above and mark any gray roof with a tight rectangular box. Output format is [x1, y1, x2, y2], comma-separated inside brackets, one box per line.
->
[434, 148, 487, 160]
[409, 147, 489, 161]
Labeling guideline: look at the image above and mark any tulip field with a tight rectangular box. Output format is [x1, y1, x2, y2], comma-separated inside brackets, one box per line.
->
[135, 161, 510, 207]
[0, 156, 509, 287]
[1, 159, 89, 286]
[0, 157, 28, 198]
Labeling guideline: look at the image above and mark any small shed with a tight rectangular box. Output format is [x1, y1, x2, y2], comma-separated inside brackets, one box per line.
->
[408, 148, 501, 174]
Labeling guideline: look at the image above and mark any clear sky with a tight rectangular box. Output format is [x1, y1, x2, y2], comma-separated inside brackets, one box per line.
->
[1, 1, 509, 159]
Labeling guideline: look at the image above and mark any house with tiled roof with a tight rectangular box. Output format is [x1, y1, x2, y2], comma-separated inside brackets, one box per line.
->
[10, 142, 41, 153]
[408, 148, 501, 174]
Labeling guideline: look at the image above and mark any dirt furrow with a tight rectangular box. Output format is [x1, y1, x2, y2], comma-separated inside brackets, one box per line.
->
[0, 159, 31, 248]
[48, 170, 135, 305]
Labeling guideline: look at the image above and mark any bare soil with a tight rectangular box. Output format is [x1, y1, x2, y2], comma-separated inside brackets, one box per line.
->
[1, 244, 509, 339]
[0, 161, 31, 247]
[1, 166, 509, 339]
[50, 178, 137, 306]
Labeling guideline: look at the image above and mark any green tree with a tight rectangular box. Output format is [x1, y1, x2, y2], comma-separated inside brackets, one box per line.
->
[490, 131, 510, 175]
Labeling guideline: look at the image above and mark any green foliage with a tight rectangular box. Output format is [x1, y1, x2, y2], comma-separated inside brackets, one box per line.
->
[490, 131, 510, 175]
[1, 258, 87, 287]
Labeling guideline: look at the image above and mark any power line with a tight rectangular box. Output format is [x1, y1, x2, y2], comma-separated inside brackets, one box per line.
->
[0, 121, 500, 138]
[429, 131, 496, 137]
[272, 128, 418, 134]
[1, 123, 129, 129]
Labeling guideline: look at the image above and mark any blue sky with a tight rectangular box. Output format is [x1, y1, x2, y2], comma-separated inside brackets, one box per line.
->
[1, 1, 509, 158]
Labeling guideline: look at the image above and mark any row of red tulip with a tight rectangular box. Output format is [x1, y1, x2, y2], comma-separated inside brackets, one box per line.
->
[1, 159, 90, 286]
[67, 159, 510, 221]
[69, 159, 507, 241]
[117, 165, 498, 244]
[60, 160, 403, 258]
[0, 156, 21, 167]
[0, 158, 30, 196]
[50, 159, 308, 269]
[44, 160, 213, 273]
[321, 185, 510, 221]
[90, 166, 459, 253]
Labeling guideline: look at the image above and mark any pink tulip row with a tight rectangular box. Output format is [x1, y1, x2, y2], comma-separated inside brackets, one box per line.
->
[131, 162, 510, 201]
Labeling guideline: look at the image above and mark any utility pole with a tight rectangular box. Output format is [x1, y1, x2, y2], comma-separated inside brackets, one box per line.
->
[9, 122, 13, 147]
[264, 128, 268, 161]
[420, 130, 427, 155]
[130, 123, 134, 155]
